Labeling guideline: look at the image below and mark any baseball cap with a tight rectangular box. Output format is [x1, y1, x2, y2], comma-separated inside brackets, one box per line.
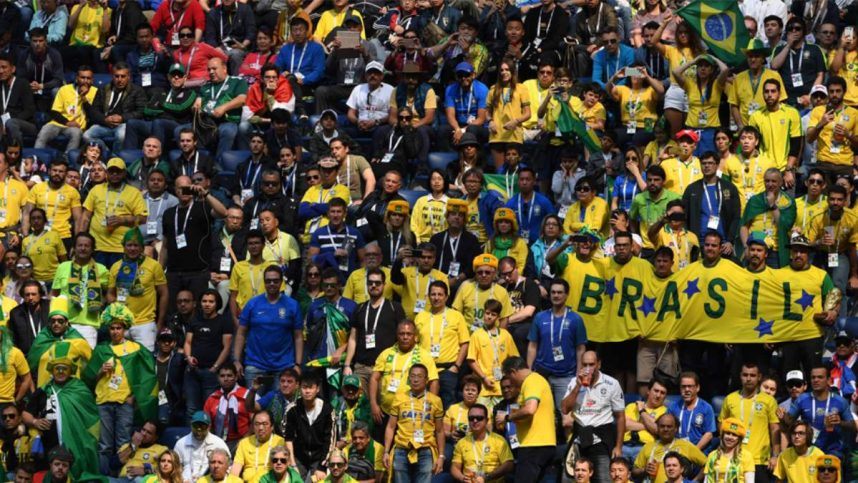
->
[157, 328, 174, 340]
[365, 61, 384, 73]
[747, 230, 769, 248]
[835, 330, 852, 342]
[48, 446, 75, 464]
[320, 109, 338, 120]
[785, 370, 804, 382]
[788, 234, 813, 250]
[675, 129, 700, 143]
[810, 85, 829, 97]
[343, 375, 361, 388]
[455, 62, 474, 74]
[106, 157, 126, 171]
[168, 63, 185, 75]
[191, 411, 211, 425]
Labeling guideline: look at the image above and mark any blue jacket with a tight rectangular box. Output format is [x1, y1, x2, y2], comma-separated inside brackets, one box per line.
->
[470, 190, 504, 239]
[505, 192, 556, 241]
[592, 44, 636, 89]
[126, 47, 171, 90]
[274, 41, 326, 86]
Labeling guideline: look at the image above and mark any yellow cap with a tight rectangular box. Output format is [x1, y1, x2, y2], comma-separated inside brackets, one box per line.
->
[816, 455, 841, 470]
[387, 200, 410, 215]
[493, 207, 518, 231]
[106, 157, 126, 171]
[473, 253, 499, 271]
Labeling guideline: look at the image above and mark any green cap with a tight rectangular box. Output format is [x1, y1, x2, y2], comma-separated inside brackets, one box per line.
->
[742, 38, 771, 55]
[343, 375, 361, 388]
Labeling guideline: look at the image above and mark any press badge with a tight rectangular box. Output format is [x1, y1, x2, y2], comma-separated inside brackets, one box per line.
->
[142, 72, 152, 87]
[220, 257, 232, 272]
[414, 299, 426, 313]
[381, 153, 394, 163]
[146, 221, 158, 235]
[707, 215, 720, 230]
[791, 73, 804, 87]
[829, 253, 840, 267]
[448, 262, 460, 278]
[176, 234, 188, 249]
[117, 287, 129, 302]
[413, 429, 425, 443]
[365, 334, 376, 349]
[552, 346, 564, 362]
[387, 377, 400, 393]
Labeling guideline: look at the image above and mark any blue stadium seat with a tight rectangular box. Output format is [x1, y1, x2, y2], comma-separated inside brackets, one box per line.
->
[664, 394, 681, 408]
[219, 150, 251, 175]
[117, 149, 143, 165]
[93, 74, 113, 88]
[158, 427, 190, 448]
[710, 395, 725, 417]
[67, 149, 81, 167]
[302, 150, 313, 165]
[624, 393, 642, 405]
[399, 189, 424, 207]
[427, 152, 458, 172]
[23, 148, 59, 164]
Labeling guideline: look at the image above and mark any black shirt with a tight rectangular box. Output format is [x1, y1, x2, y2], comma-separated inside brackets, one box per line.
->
[430, 229, 482, 280]
[162, 200, 214, 272]
[188, 312, 234, 369]
[348, 299, 405, 366]
[506, 277, 543, 321]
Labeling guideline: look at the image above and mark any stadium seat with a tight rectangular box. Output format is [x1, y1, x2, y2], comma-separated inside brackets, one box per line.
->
[23, 148, 60, 165]
[158, 426, 190, 448]
[117, 149, 143, 165]
[427, 152, 458, 172]
[399, 189, 423, 207]
[710, 395, 725, 416]
[219, 150, 251, 175]
[93, 74, 113, 88]
[624, 393, 642, 405]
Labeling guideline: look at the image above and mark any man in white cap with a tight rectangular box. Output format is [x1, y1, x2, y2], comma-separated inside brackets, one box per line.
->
[346, 61, 394, 136]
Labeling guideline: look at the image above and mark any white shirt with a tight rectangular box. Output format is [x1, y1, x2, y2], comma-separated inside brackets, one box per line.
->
[346, 82, 394, 123]
[174, 432, 231, 482]
[564, 372, 625, 428]
[740, 0, 788, 41]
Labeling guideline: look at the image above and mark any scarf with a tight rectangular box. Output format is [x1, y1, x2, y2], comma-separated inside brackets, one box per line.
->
[68, 262, 103, 314]
[0, 327, 13, 373]
[214, 386, 241, 440]
[490, 236, 514, 260]
[704, 450, 741, 483]
[115, 257, 145, 296]
[269, 391, 297, 436]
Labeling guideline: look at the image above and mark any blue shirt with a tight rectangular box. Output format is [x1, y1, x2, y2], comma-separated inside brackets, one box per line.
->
[304, 296, 358, 362]
[700, 183, 724, 237]
[788, 392, 854, 455]
[592, 44, 636, 89]
[505, 192, 555, 242]
[668, 398, 716, 446]
[444, 80, 489, 125]
[239, 293, 303, 371]
[273, 41, 326, 86]
[309, 224, 366, 278]
[527, 308, 587, 376]
[612, 174, 643, 212]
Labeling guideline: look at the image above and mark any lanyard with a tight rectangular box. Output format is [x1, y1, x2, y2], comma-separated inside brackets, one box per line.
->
[789, 44, 805, 74]
[487, 327, 502, 365]
[738, 392, 759, 428]
[471, 436, 487, 471]
[703, 182, 722, 216]
[169, 3, 187, 31]
[147, 196, 164, 222]
[429, 308, 447, 351]
[748, 71, 763, 98]
[183, 45, 197, 75]
[42, 187, 60, 225]
[174, 200, 193, 235]
[115, 7, 123, 38]
[458, 85, 474, 117]
[409, 392, 427, 428]
[0, 78, 14, 113]
[740, 154, 759, 189]
[107, 89, 124, 113]
[388, 133, 403, 153]
[390, 232, 402, 259]
[678, 399, 698, 438]
[414, 271, 432, 302]
[550, 308, 567, 347]
[364, 299, 384, 334]
[474, 283, 496, 318]
[536, 5, 556, 38]
[105, 184, 124, 216]
[439, 233, 460, 268]
[254, 437, 271, 473]
[669, 228, 691, 263]
[249, 263, 262, 294]
[505, 167, 518, 200]
[185, 152, 200, 177]
[243, 162, 262, 190]
[586, 3, 603, 37]
[266, 233, 285, 263]
[811, 394, 832, 427]
[621, 176, 637, 206]
[290, 43, 307, 73]
[210, 78, 230, 103]
[219, 10, 233, 39]
[26, 307, 38, 338]
[517, 193, 535, 231]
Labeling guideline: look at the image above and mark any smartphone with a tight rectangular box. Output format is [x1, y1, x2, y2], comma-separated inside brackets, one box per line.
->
[401, 38, 417, 49]
[180, 186, 193, 196]
[625, 67, 641, 78]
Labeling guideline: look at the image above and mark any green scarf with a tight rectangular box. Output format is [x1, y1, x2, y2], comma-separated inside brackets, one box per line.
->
[0, 327, 14, 373]
[45, 379, 100, 478]
[256, 468, 303, 483]
[67, 262, 103, 314]
[704, 450, 741, 483]
[490, 236, 514, 261]
[82, 342, 159, 424]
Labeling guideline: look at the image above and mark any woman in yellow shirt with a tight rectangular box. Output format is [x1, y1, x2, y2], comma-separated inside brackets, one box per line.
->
[673, 54, 730, 156]
[703, 418, 755, 483]
[411, 170, 449, 244]
[643, 119, 678, 167]
[67, 0, 110, 68]
[606, 63, 665, 148]
[487, 58, 531, 168]
[653, 13, 706, 135]
[714, 128, 737, 175]
[485, 208, 528, 270]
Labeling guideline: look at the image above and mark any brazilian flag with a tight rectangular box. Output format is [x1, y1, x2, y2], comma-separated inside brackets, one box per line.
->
[45, 378, 101, 478]
[676, 0, 750, 67]
[82, 342, 159, 424]
[306, 303, 351, 389]
[557, 102, 601, 153]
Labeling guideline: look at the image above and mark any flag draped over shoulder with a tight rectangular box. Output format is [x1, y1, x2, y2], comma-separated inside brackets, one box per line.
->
[557, 102, 602, 152]
[27, 328, 92, 386]
[46, 379, 100, 478]
[676, 0, 751, 66]
[565, 258, 826, 343]
[82, 343, 159, 423]
[484, 174, 519, 202]
[306, 303, 351, 389]
[741, 192, 797, 267]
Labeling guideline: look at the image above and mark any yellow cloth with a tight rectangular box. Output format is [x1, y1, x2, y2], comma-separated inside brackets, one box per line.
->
[653, 227, 699, 272]
[704, 449, 757, 482]
[314, 8, 365, 42]
[793, 196, 829, 235]
[748, 104, 802, 171]
[0, 428, 42, 468]
[718, 391, 779, 464]
[664, 44, 697, 85]
[728, 69, 787, 126]
[234, 434, 286, 482]
[806, 209, 858, 254]
[773, 446, 826, 483]
[342, 266, 396, 304]
[516, 372, 556, 447]
[393, 267, 449, 316]
[576, 101, 606, 130]
[197, 475, 244, 483]
[723, 152, 775, 210]
[108, 256, 166, 325]
[633, 438, 707, 483]
[415, 308, 470, 365]
[451, 281, 514, 331]
[0, 348, 28, 403]
[522, 79, 559, 129]
[229, 261, 268, 311]
[94, 340, 140, 404]
[465, 197, 487, 244]
[487, 84, 530, 144]
[260, 231, 301, 266]
[82, 183, 148, 254]
[69, 3, 109, 47]
[0, 178, 29, 230]
[26, 182, 82, 239]
[616, 86, 658, 128]
[299, 183, 350, 244]
[373, 345, 439, 415]
[685, 77, 724, 129]
[561, 255, 609, 311]
[444, 403, 493, 434]
[562, 196, 610, 239]
[837, 50, 858, 107]
[809, 105, 858, 166]
[466, 328, 519, 397]
[391, 390, 444, 453]
[451, 433, 513, 483]
[660, 156, 702, 195]
[22, 229, 67, 283]
[49, 84, 98, 129]
[623, 403, 668, 444]
[117, 443, 168, 477]
[35, 337, 91, 385]
[644, 140, 678, 164]
[411, 195, 449, 244]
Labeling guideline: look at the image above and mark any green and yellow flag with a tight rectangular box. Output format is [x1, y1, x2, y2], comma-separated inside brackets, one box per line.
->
[676, 0, 751, 66]
[557, 102, 602, 152]
[27, 327, 92, 386]
[306, 303, 351, 389]
[82, 342, 159, 424]
[45, 379, 100, 478]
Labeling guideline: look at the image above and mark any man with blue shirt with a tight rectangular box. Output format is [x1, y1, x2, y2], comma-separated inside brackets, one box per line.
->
[440, 62, 489, 151]
[592, 27, 635, 90]
[233, 265, 303, 395]
[505, 167, 555, 243]
[668, 372, 715, 450]
[307, 197, 366, 281]
[274, 17, 325, 88]
[786, 365, 856, 458]
[527, 278, 587, 412]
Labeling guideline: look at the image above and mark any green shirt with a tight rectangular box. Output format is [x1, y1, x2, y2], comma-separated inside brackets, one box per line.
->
[629, 189, 681, 248]
[199, 76, 248, 122]
[52, 260, 110, 327]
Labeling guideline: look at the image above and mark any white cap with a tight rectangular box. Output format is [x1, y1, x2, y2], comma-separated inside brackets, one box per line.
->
[810, 84, 828, 97]
[786, 370, 804, 382]
[365, 61, 384, 73]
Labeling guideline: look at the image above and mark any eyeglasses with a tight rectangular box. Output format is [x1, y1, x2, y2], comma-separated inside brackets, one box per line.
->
[15, 263, 32, 269]
[307, 272, 320, 278]
[179, 32, 194, 38]
[262, 181, 280, 187]
[1, 414, 16, 420]
[500, 270, 514, 278]
[367, 280, 383, 286]
[271, 458, 289, 464]
[788, 25, 803, 32]
[329, 462, 346, 468]
[468, 415, 486, 422]
[575, 186, 592, 192]
[264, 278, 282, 284]
[819, 467, 838, 474]
[808, 178, 825, 185]
[307, 175, 320, 180]
[321, 282, 339, 289]
[604, 38, 618, 44]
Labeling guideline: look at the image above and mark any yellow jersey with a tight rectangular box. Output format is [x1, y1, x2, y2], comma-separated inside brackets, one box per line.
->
[22, 229, 67, 282]
[718, 391, 779, 464]
[260, 231, 301, 266]
[94, 340, 141, 404]
[26, 182, 81, 238]
[660, 156, 702, 195]
[391, 390, 444, 452]
[809, 105, 858, 166]
[653, 226, 699, 273]
[773, 446, 826, 483]
[451, 281, 514, 332]
[117, 442, 168, 477]
[517, 372, 556, 447]
[0, 178, 29, 231]
[299, 183, 350, 243]
[793, 196, 829, 236]
[633, 438, 707, 483]
[451, 433, 513, 483]
[748, 103, 802, 171]
[49, 84, 98, 129]
[616, 85, 659, 129]
[234, 434, 287, 482]
[415, 308, 470, 365]
[728, 69, 787, 126]
[411, 195, 449, 244]
[466, 327, 519, 397]
[723, 152, 775, 209]
[108, 256, 167, 325]
[0, 348, 28, 403]
[563, 196, 610, 239]
[83, 183, 148, 254]
[393, 267, 449, 316]
[806, 209, 858, 254]
[373, 345, 439, 415]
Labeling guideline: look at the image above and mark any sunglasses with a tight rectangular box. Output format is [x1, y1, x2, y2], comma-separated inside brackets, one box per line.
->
[538, 69, 553, 74]
[1, 414, 16, 420]
[367, 280, 383, 286]
[575, 186, 592, 192]
[475, 270, 493, 276]
[15, 263, 32, 269]
[808, 178, 825, 185]
[264, 278, 282, 284]
[271, 458, 289, 464]
[468, 415, 486, 422]
[604, 38, 618, 44]
[179, 32, 194, 38]
[329, 462, 346, 468]
[456, 72, 471, 79]
[307, 175, 320, 180]
[262, 181, 280, 187]
[321, 282, 338, 288]
[787, 380, 804, 388]
[788, 25, 803, 31]
[819, 467, 837, 474]
[399, 115, 412, 121]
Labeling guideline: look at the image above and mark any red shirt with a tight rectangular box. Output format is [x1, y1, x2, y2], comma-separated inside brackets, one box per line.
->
[150, 0, 206, 44]
[173, 42, 228, 81]
[203, 385, 252, 442]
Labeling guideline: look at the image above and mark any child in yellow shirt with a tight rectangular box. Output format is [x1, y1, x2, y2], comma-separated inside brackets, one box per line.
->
[467, 299, 519, 407]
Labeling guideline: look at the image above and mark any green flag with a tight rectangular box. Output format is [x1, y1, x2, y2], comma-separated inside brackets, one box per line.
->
[557, 101, 601, 153]
[676, 0, 750, 66]
[483, 173, 519, 202]
[305, 304, 351, 389]
[82, 342, 159, 424]
[741, 192, 796, 267]
[46, 379, 100, 478]
[27, 327, 92, 386]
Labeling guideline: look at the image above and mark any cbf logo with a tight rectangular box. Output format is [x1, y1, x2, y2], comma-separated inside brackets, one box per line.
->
[754, 402, 764, 412]
[278, 308, 286, 319]
[694, 413, 704, 426]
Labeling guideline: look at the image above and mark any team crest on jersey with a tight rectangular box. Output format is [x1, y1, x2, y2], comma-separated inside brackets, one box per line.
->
[694, 413, 704, 426]
[754, 402, 763, 411]
[278, 308, 286, 318]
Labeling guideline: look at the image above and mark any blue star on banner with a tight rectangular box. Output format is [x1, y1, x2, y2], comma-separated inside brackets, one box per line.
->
[683, 278, 700, 298]
[605, 277, 617, 299]
[638, 296, 656, 316]
[755, 318, 774, 338]
[795, 290, 815, 311]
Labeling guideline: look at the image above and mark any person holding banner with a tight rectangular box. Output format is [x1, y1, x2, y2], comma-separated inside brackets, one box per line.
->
[740, 168, 796, 268]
